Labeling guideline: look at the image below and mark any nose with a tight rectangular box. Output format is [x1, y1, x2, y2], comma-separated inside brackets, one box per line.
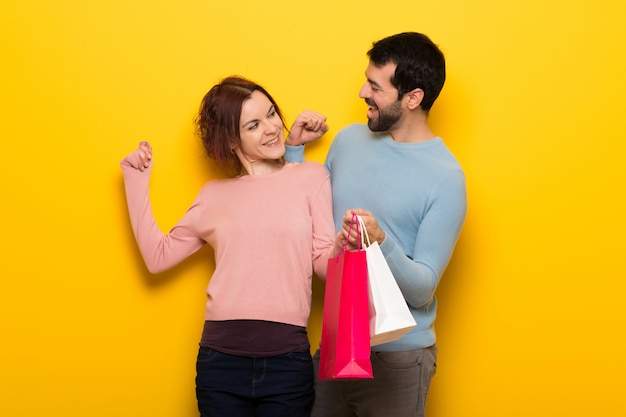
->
[359, 82, 371, 99]
[264, 120, 280, 135]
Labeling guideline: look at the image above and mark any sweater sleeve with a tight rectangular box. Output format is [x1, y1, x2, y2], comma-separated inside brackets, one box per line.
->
[310, 173, 339, 279]
[381, 171, 467, 308]
[120, 157, 205, 274]
[284, 144, 306, 163]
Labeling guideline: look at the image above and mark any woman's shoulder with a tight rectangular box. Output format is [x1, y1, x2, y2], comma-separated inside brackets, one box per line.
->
[285, 161, 327, 177]
[196, 176, 239, 195]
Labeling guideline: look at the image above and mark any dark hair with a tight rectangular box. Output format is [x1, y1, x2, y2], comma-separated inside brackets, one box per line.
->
[367, 32, 446, 111]
[195, 76, 285, 176]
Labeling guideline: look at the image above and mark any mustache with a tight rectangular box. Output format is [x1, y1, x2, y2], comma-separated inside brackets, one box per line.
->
[365, 98, 377, 108]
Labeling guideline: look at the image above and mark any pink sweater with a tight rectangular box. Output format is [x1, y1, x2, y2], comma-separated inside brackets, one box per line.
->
[121, 159, 337, 327]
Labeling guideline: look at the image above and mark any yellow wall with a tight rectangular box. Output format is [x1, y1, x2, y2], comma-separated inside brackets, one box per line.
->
[2, 1, 625, 416]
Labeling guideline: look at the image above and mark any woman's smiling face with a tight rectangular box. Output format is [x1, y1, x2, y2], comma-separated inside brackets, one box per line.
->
[237, 90, 285, 165]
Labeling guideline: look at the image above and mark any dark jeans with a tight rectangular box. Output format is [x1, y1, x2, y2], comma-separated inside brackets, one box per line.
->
[196, 347, 314, 417]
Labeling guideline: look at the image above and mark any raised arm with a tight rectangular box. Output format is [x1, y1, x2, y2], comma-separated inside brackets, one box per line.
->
[120, 142, 205, 273]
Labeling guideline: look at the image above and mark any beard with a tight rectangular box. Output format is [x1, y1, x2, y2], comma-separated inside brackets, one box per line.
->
[366, 99, 402, 132]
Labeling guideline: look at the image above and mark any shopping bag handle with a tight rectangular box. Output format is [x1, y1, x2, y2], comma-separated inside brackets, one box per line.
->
[345, 213, 363, 252]
[356, 215, 371, 248]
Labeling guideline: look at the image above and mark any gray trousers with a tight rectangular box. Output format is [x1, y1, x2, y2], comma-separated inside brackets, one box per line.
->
[311, 345, 438, 417]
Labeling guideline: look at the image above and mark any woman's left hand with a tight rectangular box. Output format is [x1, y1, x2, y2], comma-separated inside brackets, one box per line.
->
[285, 110, 329, 146]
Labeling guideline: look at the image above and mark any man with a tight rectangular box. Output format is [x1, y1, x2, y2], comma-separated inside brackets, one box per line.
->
[285, 32, 467, 417]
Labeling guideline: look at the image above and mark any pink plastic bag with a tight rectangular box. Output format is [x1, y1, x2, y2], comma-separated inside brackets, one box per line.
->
[318, 215, 373, 380]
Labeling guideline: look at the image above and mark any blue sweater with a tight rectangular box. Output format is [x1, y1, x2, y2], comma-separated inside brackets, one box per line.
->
[285, 123, 467, 351]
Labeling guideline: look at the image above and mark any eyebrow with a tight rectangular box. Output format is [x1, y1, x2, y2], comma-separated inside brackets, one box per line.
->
[242, 104, 276, 128]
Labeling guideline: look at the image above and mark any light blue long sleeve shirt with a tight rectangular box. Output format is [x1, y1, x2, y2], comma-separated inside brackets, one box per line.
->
[285, 123, 467, 351]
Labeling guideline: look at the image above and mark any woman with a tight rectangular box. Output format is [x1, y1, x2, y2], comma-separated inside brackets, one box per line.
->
[120, 76, 342, 417]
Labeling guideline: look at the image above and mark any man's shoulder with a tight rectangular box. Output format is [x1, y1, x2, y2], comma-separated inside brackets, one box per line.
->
[337, 123, 371, 137]
[429, 138, 465, 172]
[333, 123, 381, 147]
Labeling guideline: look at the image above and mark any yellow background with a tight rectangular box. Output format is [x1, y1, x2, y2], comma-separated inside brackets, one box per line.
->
[2, 0, 625, 416]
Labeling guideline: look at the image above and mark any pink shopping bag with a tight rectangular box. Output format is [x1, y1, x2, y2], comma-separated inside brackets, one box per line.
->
[318, 215, 373, 380]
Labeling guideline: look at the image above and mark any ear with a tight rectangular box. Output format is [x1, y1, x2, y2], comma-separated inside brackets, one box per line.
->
[406, 88, 425, 110]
